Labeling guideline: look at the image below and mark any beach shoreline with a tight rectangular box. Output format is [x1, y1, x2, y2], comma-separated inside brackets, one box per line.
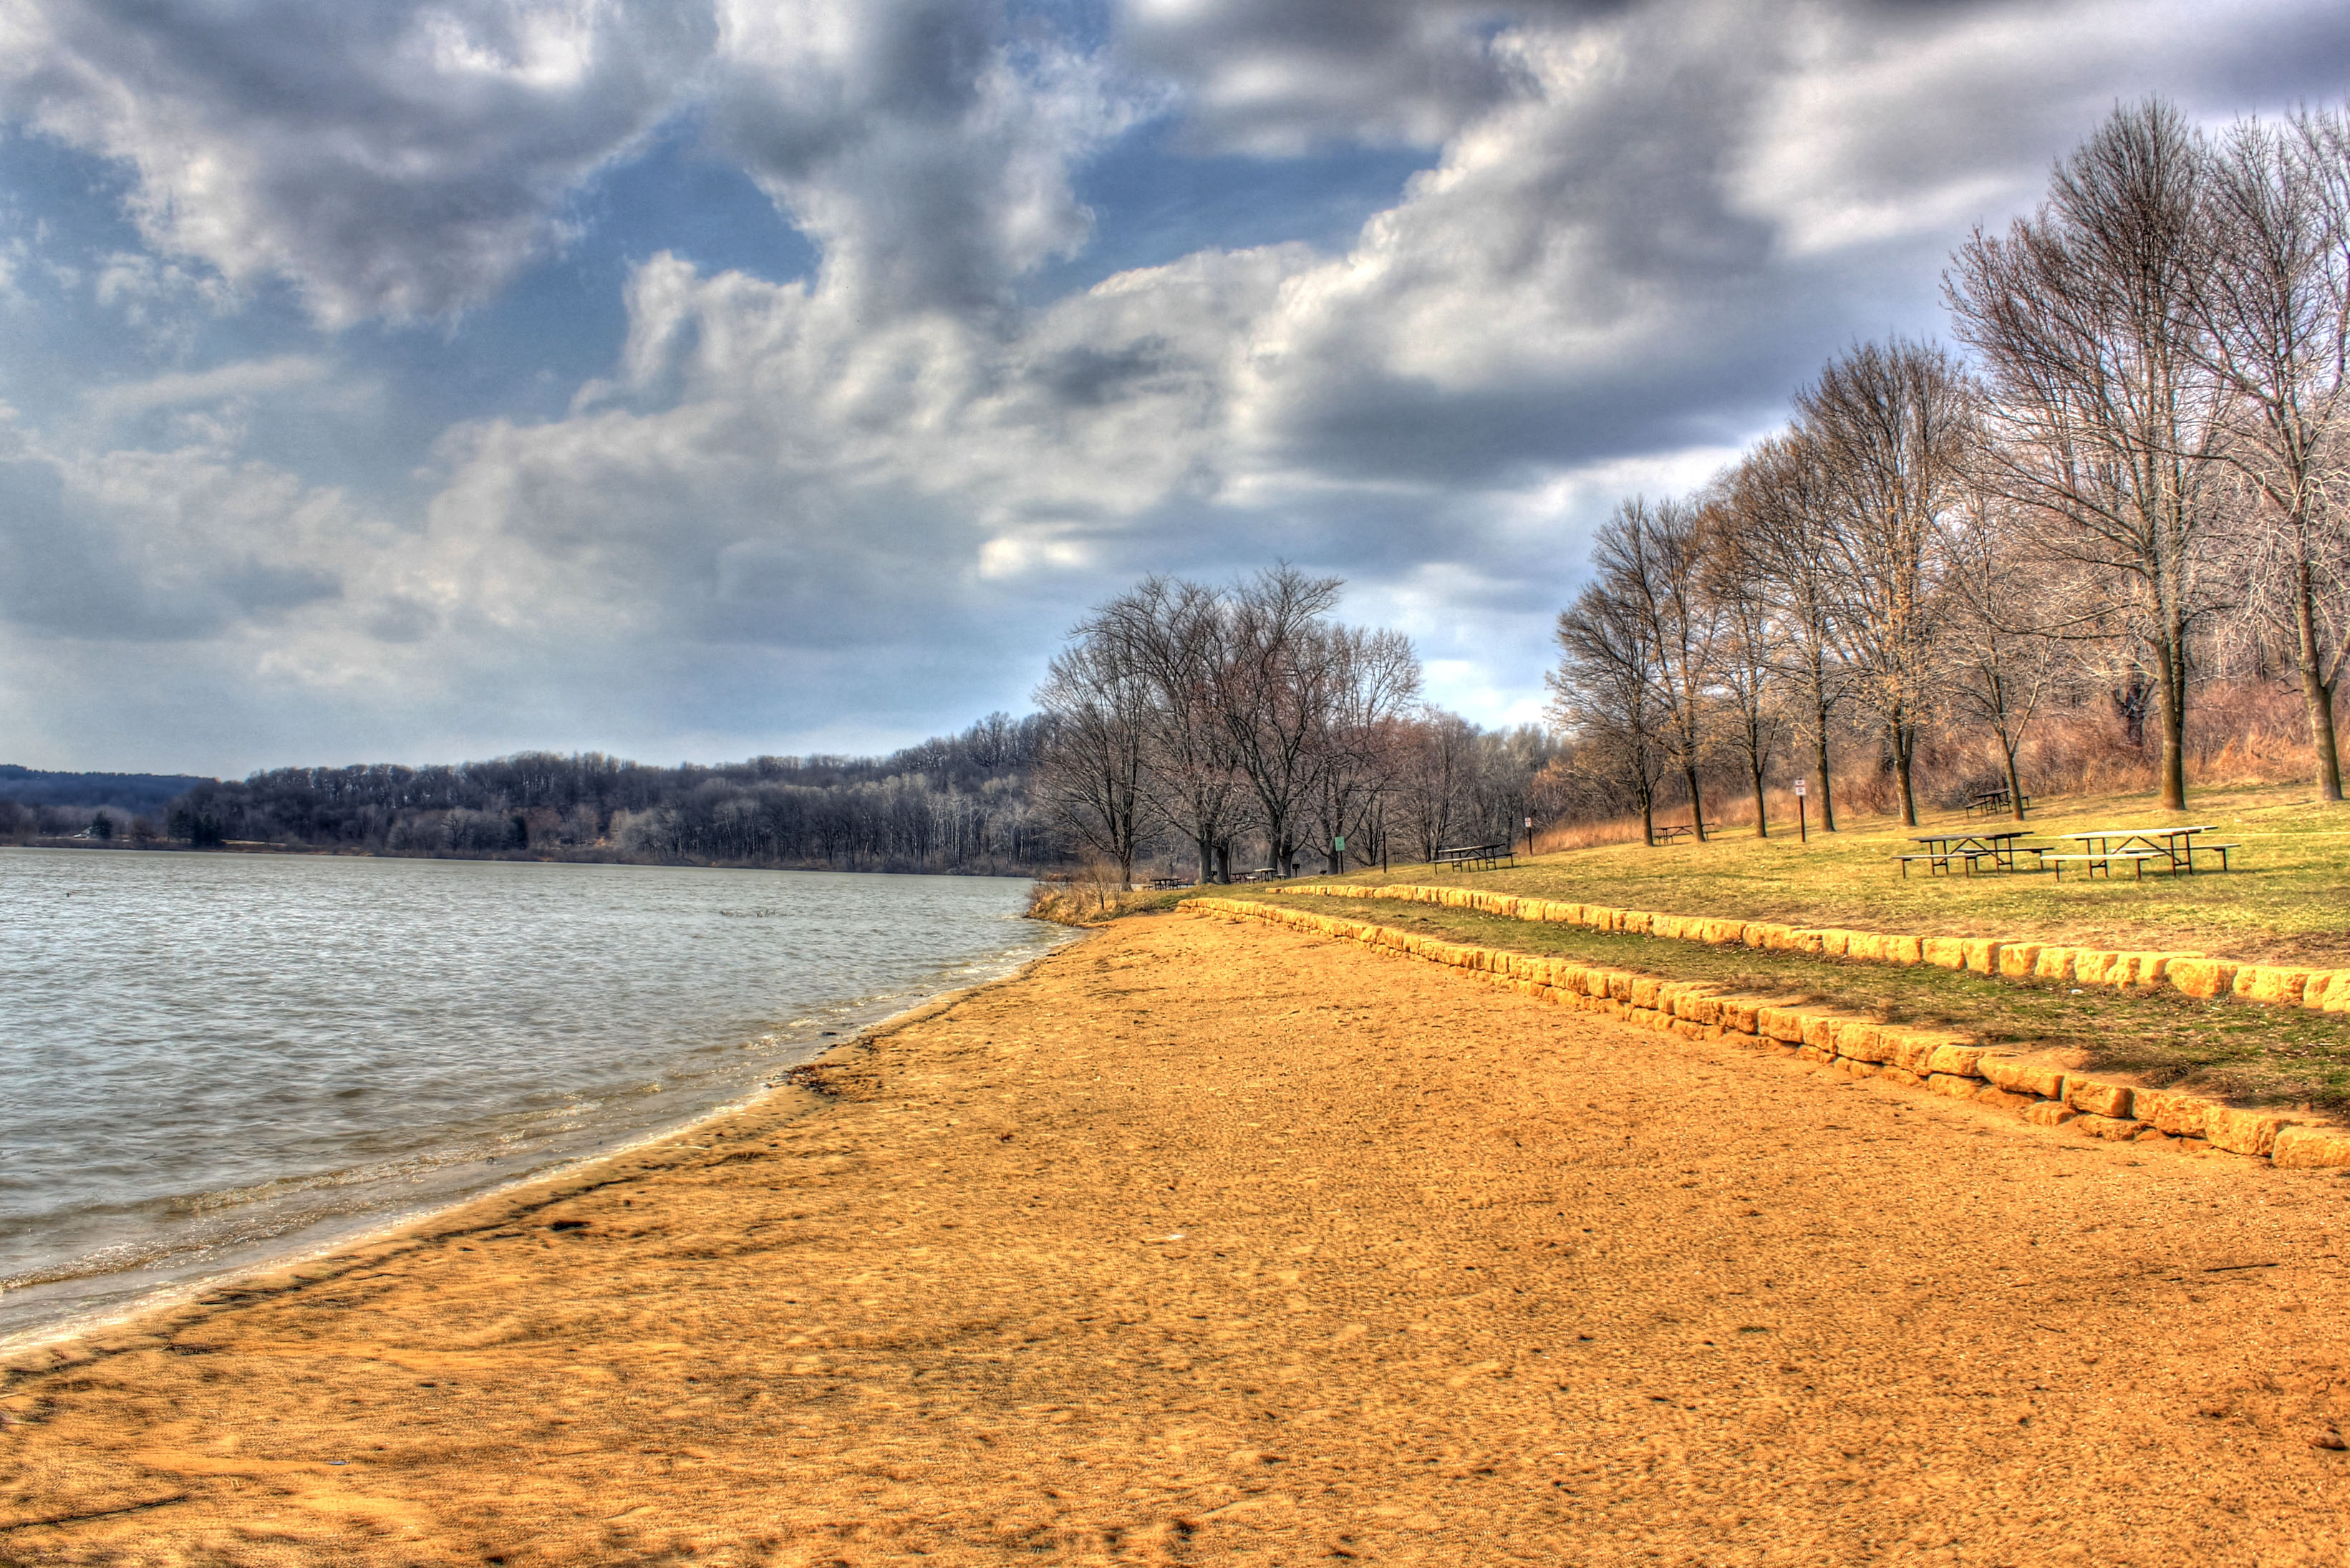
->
[0, 923, 1085, 1362]
[6, 911, 2348, 1564]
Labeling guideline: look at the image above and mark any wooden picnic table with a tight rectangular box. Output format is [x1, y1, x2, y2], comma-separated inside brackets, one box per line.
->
[1897, 828, 2034, 877]
[1653, 824, 1703, 844]
[2046, 825, 2238, 879]
[1433, 843, 1514, 871]
[1965, 786, 2031, 818]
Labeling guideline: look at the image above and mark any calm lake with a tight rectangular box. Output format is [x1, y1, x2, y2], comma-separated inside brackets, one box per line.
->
[0, 848, 1068, 1341]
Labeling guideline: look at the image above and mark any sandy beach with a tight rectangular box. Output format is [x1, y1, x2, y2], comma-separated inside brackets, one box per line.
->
[6, 910, 2350, 1564]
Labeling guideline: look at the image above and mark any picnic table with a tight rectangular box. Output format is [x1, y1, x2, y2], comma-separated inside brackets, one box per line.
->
[1897, 829, 2035, 878]
[1653, 824, 1703, 844]
[1965, 786, 2031, 818]
[1433, 842, 1514, 871]
[2044, 826, 2238, 880]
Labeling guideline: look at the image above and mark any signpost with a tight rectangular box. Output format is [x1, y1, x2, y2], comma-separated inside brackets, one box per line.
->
[1524, 814, 1534, 856]
[1794, 778, 1808, 843]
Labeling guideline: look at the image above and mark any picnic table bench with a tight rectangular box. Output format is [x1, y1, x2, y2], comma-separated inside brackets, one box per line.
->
[1146, 876, 1185, 889]
[1433, 842, 1514, 871]
[1234, 867, 1279, 882]
[1652, 824, 1703, 844]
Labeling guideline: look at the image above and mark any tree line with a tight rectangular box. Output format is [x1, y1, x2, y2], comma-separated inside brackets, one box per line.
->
[1549, 100, 2350, 841]
[90, 714, 1064, 873]
[1035, 565, 1557, 884]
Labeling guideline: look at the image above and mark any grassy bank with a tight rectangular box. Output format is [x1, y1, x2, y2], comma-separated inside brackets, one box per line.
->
[1276, 782, 2350, 967]
[1275, 892, 2350, 1110]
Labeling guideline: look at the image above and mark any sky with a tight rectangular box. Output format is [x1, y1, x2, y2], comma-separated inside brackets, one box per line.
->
[2, 0, 2347, 775]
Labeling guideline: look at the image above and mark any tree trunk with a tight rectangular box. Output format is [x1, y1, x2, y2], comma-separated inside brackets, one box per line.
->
[2152, 633, 2187, 810]
[1812, 698, 1838, 832]
[2296, 584, 2345, 802]
[1892, 721, 1918, 827]
[1683, 763, 1706, 841]
[2003, 742, 2026, 823]
[1641, 795, 1656, 847]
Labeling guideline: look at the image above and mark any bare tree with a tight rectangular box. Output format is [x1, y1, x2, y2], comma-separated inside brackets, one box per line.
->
[1699, 498, 1786, 836]
[1721, 435, 1851, 830]
[1034, 629, 1154, 888]
[2198, 108, 2350, 800]
[1307, 625, 1422, 872]
[1944, 485, 2064, 819]
[1587, 497, 1716, 836]
[1794, 338, 1976, 826]
[1550, 574, 1670, 845]
[1088, 576, 1248, 881]
[1392, 711, 1477, 861]
[1948, 99, 2229, 810]
[1215, 566, 1347, 877]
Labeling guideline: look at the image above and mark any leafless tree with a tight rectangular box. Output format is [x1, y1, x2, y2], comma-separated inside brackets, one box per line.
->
[1720, 434, 1851, 830]
[1085, 576, 1247, 881]
[2197, 108, 2350, 800]
[1948, 99, 2230, 810]
[1699, 498, 1786, 836]
[1587, 497, 1716, 837]
[1550, 572, 1670, 846]
[1307, 625, 1422, 872]
[1943, 485, 2064, 819]
[1392, 711, 1478, 861]
[1034, 627, 1154, 888]
[1796, 337, 1976, 826]
[1214, 566, 1348, 877]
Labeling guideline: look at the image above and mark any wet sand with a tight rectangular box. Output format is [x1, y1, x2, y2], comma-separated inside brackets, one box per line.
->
[5, 911, 2350, 1564]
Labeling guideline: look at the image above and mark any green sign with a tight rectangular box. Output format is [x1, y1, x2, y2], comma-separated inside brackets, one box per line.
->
[1333, 835, 1346, 851]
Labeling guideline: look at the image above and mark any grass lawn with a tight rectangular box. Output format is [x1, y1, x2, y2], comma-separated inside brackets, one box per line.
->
[1270, 892, 2350, 1112]
[1277, 780, 2350, 967]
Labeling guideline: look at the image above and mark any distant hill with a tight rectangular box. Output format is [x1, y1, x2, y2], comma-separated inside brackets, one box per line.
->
[0, 765, 216, 816]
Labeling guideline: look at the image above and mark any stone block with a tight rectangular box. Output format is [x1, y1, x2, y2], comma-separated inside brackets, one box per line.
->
[2234, 966, 2313, 1007]
[2271, 1126, 2350, 1168]
[1717, 998, 1763, 1034]
[1800, 1014, 1844, 1051]
[1607, 972, 1636, 1002]
[2205, 1107, 2296, 1158]
[2298, 971, 2349, 1011]
[2033, 947, 2076, 982]
[1881, 1066, 1925, 1088]
[2132, 1088, 2213, 1140]
[1926, 1073, 1978, 1098]
[1833, 1020, 1893, 1063]
[2023, 1101, 2078, 1127]
[1845, 932, 1886, 962]
[2074, 1114, 2147, 1141]
[1628, 977, 1663, 1010]
[1972, 1085, 2036, 1113]
[2070, 951, 2119, 986]
[2065, 1080, 2134, 1119]
[1922, 937, 1968, 969]
[1818, 929, 1853, 958]
[1756, 1007, 1809, 1044]
[1997, 944, 2045, 979]
[1653, 915, 1690, 941]
[1835, 1058, 1879, 1079]
[1963, 938, 2006, 974]
[1887, 935, 1925, 964]
[1670, 1017, 1708, 1040]
[1925, 1043, 1993, 1079]
[2165, 957, 2238, 1000]
[1795, 1044, 1834, 1064]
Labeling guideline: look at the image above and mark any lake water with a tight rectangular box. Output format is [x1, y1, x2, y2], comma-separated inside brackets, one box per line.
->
[0, 848, 1068, 1342]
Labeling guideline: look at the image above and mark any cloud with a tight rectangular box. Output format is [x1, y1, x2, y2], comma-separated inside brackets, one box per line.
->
[84, 354, 331, 419]
[0, 0, 715, 324]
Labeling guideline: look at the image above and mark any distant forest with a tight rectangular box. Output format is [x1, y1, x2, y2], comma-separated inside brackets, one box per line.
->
[1, 715, 1064, 874]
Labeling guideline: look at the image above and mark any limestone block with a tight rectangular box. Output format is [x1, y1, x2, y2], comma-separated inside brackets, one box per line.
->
[2022, 1101, 2079, 1126]
[1835, 1058, 1879, 1079]
[1881, 1066, 1925, 1088]
[2074, 1114, 2147, 1141]
[1740, 922, 1774, 948]
[1718, 998, 1764, 1034]
[1926, 1043, 1993, 1079]
[1922, 936, 1966, 969]
[1972, 1085, 2036, 1113]
[1628, 977, 1663, 1010]
[2234, 966, 2313, 1007]
[2065, 1080, 2135, 1119]
[1998, 944, 2045, 979]
[2271, 1126, 2350, 1168]
[1606, 972, 1635, 1002]
[1983, 1063, 2077, 1100]
[1958, 938, 2004, 974]
[2205, 1106, 2296, 1158]
[1670, 1018, 1708, 1041]
[1818, 929, 1852, 957]
[2033, 947, 2076, 982]
[2132, 1088, 2213, 1140]
[1800, 1015, 1844, 1051]
[1795, 1044, 1834, 1064]
[2165, 957, 2239, 1000]
[1653, 915, 1690, 941]
[1786, 929, 1827, 954]
[1887, 935, 1925, 964]
[1623, 912, 1655, 936]
[1926, 1073, 1978, 1098]
[1833, 1021, 1893, 1063]
[1845, 933, 1886, 962]
[2298, 971, 2348, 1010]
[1756, 1007, 1809, 1044]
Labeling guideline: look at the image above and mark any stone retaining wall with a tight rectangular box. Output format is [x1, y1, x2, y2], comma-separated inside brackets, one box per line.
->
[1266, 883, 2350, 1015]
[1193, 897, 2350, 1171]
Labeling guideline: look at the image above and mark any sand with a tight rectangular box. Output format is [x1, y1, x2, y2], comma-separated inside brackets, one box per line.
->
[5, 911, 2350, 1565]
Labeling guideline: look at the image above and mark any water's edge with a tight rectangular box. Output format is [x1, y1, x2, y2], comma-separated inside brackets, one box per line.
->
[0, 922, 1093, 1358]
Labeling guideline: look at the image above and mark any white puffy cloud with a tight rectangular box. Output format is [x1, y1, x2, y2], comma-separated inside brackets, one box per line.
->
[0, 0, 714, 324]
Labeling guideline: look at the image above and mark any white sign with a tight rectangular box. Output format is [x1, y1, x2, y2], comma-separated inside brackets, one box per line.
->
[1794, 778, 1807, 797]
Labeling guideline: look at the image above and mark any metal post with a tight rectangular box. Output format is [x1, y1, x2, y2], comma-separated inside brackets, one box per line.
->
[1795, 778, 1808, 844]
